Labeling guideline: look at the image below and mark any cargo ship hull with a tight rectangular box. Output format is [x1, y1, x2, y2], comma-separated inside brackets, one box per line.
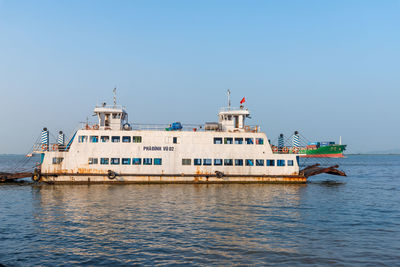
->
[299, 144, 346, 158]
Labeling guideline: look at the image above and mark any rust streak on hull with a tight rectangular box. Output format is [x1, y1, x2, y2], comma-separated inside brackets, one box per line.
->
[39, 173, 307, 184]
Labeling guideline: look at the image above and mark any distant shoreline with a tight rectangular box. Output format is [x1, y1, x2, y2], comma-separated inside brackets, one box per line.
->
[346, 153, 400, 156]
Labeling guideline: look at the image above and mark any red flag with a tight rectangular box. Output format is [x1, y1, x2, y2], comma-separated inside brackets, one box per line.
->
[240, 97, 245, 104]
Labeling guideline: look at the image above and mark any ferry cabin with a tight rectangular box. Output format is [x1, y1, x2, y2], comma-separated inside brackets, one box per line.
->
[37, 104, 305, 183]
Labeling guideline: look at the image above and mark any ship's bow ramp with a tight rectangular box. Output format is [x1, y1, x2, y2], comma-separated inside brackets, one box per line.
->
[300, 164, 346, 178]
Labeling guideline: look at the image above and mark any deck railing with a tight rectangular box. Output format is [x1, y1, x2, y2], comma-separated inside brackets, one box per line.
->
[77, 122, 260, 132]
[33, 143, 68, 153]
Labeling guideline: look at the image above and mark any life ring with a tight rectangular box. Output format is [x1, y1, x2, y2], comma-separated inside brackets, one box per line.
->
[85, 124, 91, 130]
[92, 124, 99, 130]
[292, 147, 299, 154]
[272, 146, 278, 153]
[107, 170, 116, 179]
[32, 168, 41, 182]
[282, 147, 289, 153]
[41, 144, 48, 150]
[52, 144, 59, 151]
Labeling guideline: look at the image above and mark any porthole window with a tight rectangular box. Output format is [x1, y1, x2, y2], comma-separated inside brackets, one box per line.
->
[267, 160, 275, 166]
[122, 158, 131, 165]
[245, 159, 254, 166]
[132, 158, 142, 165]
[203, 159, 212, 166]
[256, 159, 264, 166]
[111, 136, 120, 143]
[111, 158, 120, 165]
[182, 159, 191, 165]
[235, 159, 243, 166]
[224, 159, 233, 166]
[277, 160, 285, 166]
[214, 159, 222, 166]
[122, 136, 131, 143]
[143, 158, 152, 165]
[214, 138, 223, 144]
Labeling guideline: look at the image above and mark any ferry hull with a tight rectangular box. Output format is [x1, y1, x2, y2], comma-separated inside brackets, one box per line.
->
[39, 174, 307, 184]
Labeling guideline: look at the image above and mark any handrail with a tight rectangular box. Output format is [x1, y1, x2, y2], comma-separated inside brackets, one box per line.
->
[94, 105, 126, 110]
[32, 143, 69, 153]
[219, 107, 248, 112]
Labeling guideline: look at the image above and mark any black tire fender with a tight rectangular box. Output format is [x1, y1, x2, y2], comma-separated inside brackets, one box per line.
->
[32, 168, 41, 182]
[215, 171, 224, 178]
[107, 170, 117, 179]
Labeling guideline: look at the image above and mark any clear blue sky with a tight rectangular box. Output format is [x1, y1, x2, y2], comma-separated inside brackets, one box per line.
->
[0, 0, 399, 154]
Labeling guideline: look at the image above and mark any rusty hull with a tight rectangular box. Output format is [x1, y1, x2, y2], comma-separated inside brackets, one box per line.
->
[39, 172, 307, 184]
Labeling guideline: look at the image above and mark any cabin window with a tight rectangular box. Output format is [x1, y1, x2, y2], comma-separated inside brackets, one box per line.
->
[182, 159, 191, 165]
[245, 159, 254, 166]
[267, 160, 275, 166]
[245, 138, 254, 145]
[214, 159, 222, 166]
[288, 160, 294, 166]
[132, 158, 141, 165]
[154, 158, 162, 165]
[173, 137, 178, 144]
[256, 138, 264, 145]
[52, 157, 63, 164]
[194, 159, 202, 165]
[235, 138, 243, 144]
[203, 159, 212, 166]
[143, 158, 152, 165]
[78, 136, 88, 143]
[90, 136, 99, 143]
[122, 158, 131, 165]
[256, 159, 264, 166]
[112, 136, 120, 143]
[100, 158, 109, 165]
[101, 136, 109, 143]
[224, 137, 233, 144]
[224, 159, 233, 166]
[88, 158, 98, 165]
[132, 136, 142, 143]
[122, 136, 131, 143]
[112, 113, 121, 119]
[277, 160, 285, 166]
[235, 159, 243, 166]
[214, 138, 222, 144]
[111, 158, 120, 165]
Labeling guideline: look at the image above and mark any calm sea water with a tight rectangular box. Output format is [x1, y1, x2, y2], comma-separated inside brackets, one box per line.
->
[0, 155, 399, 266]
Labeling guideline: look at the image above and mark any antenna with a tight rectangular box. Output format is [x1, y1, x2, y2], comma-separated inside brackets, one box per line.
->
[113, 87, 117, 107]
[227, 89, 231, 110]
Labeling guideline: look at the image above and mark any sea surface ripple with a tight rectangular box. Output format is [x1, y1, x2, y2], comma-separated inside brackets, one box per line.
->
[0, 155, 399, 266]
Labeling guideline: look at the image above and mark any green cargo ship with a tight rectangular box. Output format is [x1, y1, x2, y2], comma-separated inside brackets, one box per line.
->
[299, 143, 347, 158]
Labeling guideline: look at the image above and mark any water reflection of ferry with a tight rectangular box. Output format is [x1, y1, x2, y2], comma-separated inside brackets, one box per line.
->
[32, 91, 343, 183]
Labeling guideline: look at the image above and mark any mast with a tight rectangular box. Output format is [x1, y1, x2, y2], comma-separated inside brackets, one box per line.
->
[113, 87, 117, 107]
[227, 89, 231, 110]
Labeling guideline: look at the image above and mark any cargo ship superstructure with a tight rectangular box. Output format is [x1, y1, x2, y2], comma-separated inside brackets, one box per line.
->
[32, 96, 311, 183]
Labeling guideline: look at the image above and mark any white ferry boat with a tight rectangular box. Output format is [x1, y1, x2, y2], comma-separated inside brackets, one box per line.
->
[31, 92, 344, 183]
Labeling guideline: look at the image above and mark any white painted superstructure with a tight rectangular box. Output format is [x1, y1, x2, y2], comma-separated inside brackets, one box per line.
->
[35, 99, 306, 183]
